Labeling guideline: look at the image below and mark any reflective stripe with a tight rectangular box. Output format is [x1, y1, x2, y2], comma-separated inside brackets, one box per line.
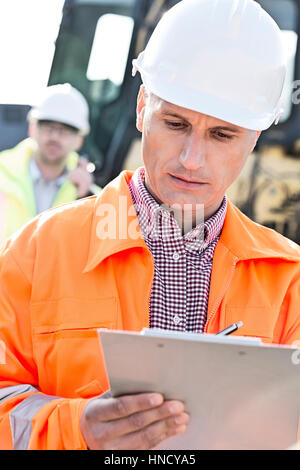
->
[0, 384, 37, 403]
[9, 392, 60, 450]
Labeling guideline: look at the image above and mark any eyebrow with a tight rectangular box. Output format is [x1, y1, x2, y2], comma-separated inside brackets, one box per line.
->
[212, 126, 242, 134]
[161, 111, 189, 122]
[160, 111, 242, 133]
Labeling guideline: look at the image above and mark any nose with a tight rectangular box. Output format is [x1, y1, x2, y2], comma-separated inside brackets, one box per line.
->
[179, 133, 207, 171]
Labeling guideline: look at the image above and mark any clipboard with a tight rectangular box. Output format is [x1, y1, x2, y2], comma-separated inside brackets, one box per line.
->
[98, 328, 300, 450]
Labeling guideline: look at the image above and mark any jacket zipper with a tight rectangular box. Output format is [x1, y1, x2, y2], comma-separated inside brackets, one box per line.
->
[204, 259, 238, 333]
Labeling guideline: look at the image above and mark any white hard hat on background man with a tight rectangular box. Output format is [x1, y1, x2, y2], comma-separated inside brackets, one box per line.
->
[28, 83, 90, 135]
[132, 0, 287, 131]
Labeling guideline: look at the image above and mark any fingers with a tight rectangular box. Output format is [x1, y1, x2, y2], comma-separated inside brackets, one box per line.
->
[92, 393, 164, 421]
[104, 412, 189, 450]
[78, 156, 89, 168]
[80, 393, 189, 450]
[98, 398, 186, 439]
[68, 164, 94, 197]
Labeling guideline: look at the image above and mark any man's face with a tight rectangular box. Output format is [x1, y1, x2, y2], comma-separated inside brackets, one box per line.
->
[136, 86, 260, 220]
[29, 120, 83, 166]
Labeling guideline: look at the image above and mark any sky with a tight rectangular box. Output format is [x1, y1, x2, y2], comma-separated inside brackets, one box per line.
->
[0, 0, 134, 105]
[0, 0, 64, 105]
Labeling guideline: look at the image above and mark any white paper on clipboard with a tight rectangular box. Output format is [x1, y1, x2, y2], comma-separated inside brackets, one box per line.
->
[98, 328, 300, 450]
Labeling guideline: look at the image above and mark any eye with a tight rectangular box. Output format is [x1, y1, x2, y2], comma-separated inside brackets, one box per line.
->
[213, 131, 234, 140]
[164, 120, 187, 130]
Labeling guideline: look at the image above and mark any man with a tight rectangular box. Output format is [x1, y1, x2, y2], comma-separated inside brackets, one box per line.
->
[0, 0, 299, 450]
[0, 83, 100, 243]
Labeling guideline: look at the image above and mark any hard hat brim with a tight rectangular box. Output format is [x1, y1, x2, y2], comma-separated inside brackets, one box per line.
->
[138, 66, 281, 132]
[28, 109, 90, 136]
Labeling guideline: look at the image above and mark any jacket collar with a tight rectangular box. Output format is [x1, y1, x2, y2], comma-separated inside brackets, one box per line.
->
[83, 171, 148, 272]
[83, 170, 300, 272]
[220, 202, 300, 261]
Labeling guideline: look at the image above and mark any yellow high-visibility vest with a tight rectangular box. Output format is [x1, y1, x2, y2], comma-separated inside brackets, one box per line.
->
[0, 138, 82, 242]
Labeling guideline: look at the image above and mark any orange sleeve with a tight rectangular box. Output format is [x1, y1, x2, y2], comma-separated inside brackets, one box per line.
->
[276, 266, 300, 345]
[0, 236, 88, 450]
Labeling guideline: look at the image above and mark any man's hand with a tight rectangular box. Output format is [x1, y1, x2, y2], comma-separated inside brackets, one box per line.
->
[80, 393, 189, 450]
[68, 156, 94, 198]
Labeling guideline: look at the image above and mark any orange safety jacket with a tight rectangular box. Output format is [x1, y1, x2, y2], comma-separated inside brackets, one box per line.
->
[0, 170, 300, 450]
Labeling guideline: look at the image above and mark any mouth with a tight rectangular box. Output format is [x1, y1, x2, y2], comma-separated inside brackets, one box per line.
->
[169, 174, 208, 189]
[46, 141, 61, 149]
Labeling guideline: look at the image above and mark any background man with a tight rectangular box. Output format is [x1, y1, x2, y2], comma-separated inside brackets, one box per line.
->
[0, 83, 100, 242]
[0, 0, 299, 450]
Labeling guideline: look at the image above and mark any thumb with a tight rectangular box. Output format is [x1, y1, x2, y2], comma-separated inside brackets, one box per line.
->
[78, 156, 89, 169]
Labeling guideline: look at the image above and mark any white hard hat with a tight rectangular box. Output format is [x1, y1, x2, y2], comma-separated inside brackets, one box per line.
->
[28, 83, 90, 135]
[132, 0, 287, 131]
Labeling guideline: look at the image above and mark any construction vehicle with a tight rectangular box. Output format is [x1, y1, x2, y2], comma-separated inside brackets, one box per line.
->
[1, 0, 300, 242]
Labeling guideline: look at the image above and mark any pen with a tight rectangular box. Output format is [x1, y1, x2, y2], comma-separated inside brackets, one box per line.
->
[216, 321, 243, 336]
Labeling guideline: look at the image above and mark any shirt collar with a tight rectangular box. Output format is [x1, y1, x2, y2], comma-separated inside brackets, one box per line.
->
[29, 158, 42, 183]
[29, 158, 68, 187]
[129, 167, 227, 248]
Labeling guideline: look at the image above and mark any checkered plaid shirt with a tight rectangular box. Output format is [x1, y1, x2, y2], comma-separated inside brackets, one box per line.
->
[128, 167, 227, 333]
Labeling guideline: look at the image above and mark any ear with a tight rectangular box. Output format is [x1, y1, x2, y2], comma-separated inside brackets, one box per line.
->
[28, 122, 37, 139]
[136, 85, 147, 132]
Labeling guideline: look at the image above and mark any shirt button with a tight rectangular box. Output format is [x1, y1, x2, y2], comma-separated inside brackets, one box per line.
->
[173, 252, 180, 260]
[173, 315, 181, 325]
